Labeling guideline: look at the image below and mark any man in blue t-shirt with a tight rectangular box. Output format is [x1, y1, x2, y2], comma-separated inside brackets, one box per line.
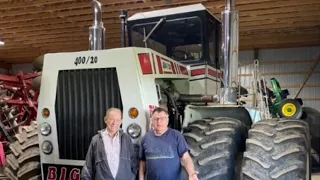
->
[138, 107, 199, 180]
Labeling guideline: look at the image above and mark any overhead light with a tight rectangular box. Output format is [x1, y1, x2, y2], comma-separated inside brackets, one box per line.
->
[0, 41, 4, 46]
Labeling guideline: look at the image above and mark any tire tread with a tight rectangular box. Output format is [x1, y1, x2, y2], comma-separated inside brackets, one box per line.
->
[183, 117, 247, 180]
[4, 121, 41, 180]
[242, 118, 310, 180]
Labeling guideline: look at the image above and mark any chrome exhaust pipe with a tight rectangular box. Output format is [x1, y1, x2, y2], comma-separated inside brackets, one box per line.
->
[89, 0, 105, 50]
[120, 10, 128, 47]
[220, 0, 239, 104]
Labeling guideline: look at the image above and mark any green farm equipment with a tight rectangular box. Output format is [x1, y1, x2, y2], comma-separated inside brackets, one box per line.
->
[264, 78, 303, 119]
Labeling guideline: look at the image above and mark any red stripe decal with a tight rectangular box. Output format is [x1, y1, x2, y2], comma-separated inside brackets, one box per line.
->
[180, 66, 188, 75]
[221, 71, 224, 78]
[151, 53, 157, 74]
[138, 53, 153, 74]
[157, 56, 163, 74]
[218, 71, 224, 78]
[191, 68, 205, 76]
[170, 62, 176, 74]
[208, 69, 218, 78]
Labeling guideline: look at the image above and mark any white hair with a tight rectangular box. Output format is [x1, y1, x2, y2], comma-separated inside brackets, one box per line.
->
[105, 107, 122, 119]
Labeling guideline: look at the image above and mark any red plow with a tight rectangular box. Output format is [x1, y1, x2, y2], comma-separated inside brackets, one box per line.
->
[0, 57, 43, 171]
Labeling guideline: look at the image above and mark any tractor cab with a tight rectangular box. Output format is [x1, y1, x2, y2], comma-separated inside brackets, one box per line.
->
[127, 4, 222, 68]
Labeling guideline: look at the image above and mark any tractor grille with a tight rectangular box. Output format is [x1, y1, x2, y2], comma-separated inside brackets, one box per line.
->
[55, 68, 123, 160]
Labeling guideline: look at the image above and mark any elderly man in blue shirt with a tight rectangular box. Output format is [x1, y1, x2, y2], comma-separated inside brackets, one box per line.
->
[139, 107, 199, 180]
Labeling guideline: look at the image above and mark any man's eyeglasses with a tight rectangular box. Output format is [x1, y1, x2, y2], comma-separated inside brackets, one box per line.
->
[150, 117, 168, 121]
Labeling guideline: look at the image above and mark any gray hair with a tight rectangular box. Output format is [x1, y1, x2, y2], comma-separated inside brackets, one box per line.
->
[105, 107, 122, 119]
[152, 107, 168, 115]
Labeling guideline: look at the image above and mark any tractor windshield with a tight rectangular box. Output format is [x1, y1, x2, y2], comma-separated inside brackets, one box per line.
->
[131, 16, 203, 62]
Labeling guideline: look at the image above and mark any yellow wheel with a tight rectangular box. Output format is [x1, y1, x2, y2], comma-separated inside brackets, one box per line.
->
[279, 99, 302, 119]
[281, 103, 297, 117]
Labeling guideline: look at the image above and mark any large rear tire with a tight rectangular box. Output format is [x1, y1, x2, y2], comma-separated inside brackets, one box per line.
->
[183, 117, 247, 180]
[4, 121, 41, 180]
[300, 107, 320, 172]
[241, 119, 311, 180]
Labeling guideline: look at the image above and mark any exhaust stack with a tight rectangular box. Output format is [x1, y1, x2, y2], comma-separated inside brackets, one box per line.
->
[120, 10, 128, 47]
[220, 0, 239, 104]
[89, 0, 105, 50]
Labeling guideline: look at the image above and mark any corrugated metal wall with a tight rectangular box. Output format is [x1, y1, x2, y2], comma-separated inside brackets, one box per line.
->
[239, 46, 320, 112]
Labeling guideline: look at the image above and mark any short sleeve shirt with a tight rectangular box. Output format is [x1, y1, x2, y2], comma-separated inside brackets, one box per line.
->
[139, 128, 189, 180]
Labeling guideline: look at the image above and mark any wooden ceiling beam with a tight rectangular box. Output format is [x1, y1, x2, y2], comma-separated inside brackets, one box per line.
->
[2, 22, 319, 49]
[0, 45, 33, 50]
[3, 28, 120, 41]
[238, 3, 320, 17]
[240, 41, 320, 51]
[10, 27, 319, 45]
[240, 17, 320, 28]
[0, 47, 41, 54]
[0, 0, 207, 23]
[1, 21, 120, 34]
[208, 0, 320, 11]
[1, 9, 318, 39]
[0, 52, 43, 58]
[242, 26, 320, 35]
[2, 12, 319, 36]
[2, 31, 318, 53]
[240, 36, 320, 48]
[1, 0, 318, 31]
[24, 32, 122, 43]
[241, 21, 320, 31]
[30, 39, 120, 48]
[0, 0, 137, 10]
[1, 0, 319, 23]
[0, 0, 71, 10]
[3, 39, 120, 52]
[0, 15, 117, 30]
[240, 10, 320, 22]
[3, 22, 318, 45]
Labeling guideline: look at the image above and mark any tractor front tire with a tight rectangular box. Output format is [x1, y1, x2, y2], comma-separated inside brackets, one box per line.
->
[183, 117, 247, 180]
[4, 121, 41, 180]
[241, 119, 311, 180]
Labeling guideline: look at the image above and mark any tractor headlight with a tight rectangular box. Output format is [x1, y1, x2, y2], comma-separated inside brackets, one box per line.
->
[127, 123, 141, 138]
[40, 122, 51, 136]
[42, 141, 53, 154]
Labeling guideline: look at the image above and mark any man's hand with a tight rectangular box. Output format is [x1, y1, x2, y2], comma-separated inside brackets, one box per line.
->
[181, 152, 199, 180]
[188, 171, 199, 180]
[139, 161, 146, 180]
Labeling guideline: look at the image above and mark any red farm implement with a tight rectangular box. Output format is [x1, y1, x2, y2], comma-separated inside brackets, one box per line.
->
[0, 71, 41, 165]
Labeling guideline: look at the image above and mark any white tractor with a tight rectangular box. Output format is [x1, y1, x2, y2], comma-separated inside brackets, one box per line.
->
[4, 0, 313, 179]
